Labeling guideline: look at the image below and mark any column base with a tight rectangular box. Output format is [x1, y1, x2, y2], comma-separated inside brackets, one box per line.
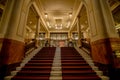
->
[94, 62, 120, 80]
[91, 38, 120, 80]
[0, 62, 20, 80]
[0, 38, 25, 79]
[91, 38, 113, 64]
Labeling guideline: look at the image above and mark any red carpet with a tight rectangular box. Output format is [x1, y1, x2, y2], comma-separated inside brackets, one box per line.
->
[61, 47, 101, 80]
[11, 47, 56, 80]
[11, 47, 102, 80]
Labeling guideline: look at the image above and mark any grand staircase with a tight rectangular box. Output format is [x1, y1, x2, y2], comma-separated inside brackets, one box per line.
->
[5, 47, 109, 80]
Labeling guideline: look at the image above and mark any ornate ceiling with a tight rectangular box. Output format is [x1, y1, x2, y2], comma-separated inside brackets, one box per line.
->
[109, 0, 120, 25]
[36, 0, 81, 33]
[0, 0, 120, 34]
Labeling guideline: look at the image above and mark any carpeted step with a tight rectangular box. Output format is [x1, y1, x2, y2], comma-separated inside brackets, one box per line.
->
[62, 60, 87, 63]
[33, 55, 54, 58]
[62, 76, 101, 80]
[62, 70, 97, 75]
[61, 57, 84, 60]
[25, 63, 52, 66]
[21, 66, 52, 71]
[61, 54, 82, 55]
[16, 71, 51, 76]
[11, 76, 50, 80]
[62, 62, 89, 66]
[31, 58, 53, 60]
[28, 60, 53, 63]
[62, 66, 93, 70]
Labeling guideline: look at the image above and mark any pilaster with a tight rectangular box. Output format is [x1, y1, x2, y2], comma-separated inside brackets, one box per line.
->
[0, 0, 31, 78]
[77, 16, 82, 47]
[35, 16, 40, 47]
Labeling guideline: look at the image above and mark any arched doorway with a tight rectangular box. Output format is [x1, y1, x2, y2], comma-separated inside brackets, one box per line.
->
[25, 5, 38, 53]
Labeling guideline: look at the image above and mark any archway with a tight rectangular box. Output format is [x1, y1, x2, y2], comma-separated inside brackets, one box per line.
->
[25, 5, 38, 53]
[108, 0, 120, 37]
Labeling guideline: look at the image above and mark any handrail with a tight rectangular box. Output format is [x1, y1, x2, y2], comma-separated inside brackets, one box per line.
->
[81, 41, 91, 51]
[25, 41, 36, 54]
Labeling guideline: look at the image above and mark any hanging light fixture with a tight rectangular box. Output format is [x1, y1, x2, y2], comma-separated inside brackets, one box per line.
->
[69, 13, 72, 18]
[55, 24, 62, 30]
[45, 13, 48, 18]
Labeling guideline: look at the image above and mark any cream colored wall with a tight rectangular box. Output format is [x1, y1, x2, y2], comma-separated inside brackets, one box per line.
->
[83, 31, 89, 39]
[0, 0, 14, 38]
[99, 0, 119, 38]
[83, 0, 119, 42]
[0, 0, 118, 45]
[0, 0, 31, 43]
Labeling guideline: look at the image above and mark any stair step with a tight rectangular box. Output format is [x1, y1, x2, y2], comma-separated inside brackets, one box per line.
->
[51, 67, 62, 71]
[21, 66, 52, 70]
[62, 76, 101, 80]
[50, 71, 62, 76]
[11, 76, 50, 80]
[49, 76, 62, 80]
[25, 63, 52, 66]
[61, 58, 84, 60]
[28, 60, 53, 63]
[61, 56, 83, 57]
[62, 70, 96, 75]
[62, 66, 91, 68]
[62, 63, 89, 66]
[31, 58, 54, 60]
[62, 60, 87, 63]
[17, 71, 51, 76]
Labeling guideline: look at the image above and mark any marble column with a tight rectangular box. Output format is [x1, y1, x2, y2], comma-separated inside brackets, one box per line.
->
[35, 16, 40, 47]
[77, 16, 82, 47]
[68, 31, 71, 40]
[85, 0, 120, 76]
[0, 0, 31, 77]
[47, 32, 50, 39]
